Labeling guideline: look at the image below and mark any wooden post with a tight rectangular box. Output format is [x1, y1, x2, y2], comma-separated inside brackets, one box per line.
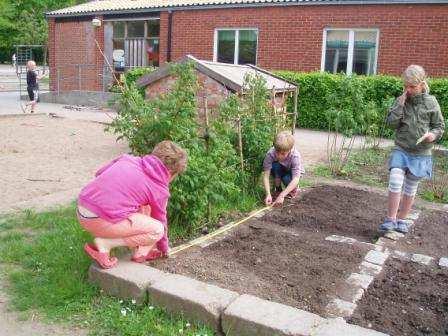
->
[292, 87, 299, 135]
[204, 97, 210, 151]
[204, 97, 211, 222]
[237, 116, 244, 171]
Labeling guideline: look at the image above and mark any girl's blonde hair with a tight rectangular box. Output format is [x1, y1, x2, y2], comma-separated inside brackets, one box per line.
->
[402, 65, 430, 93]
[152, 141, 188, 175]
[273, 131, 295, 152]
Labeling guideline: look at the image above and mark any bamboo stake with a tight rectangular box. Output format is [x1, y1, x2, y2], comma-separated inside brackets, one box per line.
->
[292, 87, 298, 135]
[237, 115, 244, 171]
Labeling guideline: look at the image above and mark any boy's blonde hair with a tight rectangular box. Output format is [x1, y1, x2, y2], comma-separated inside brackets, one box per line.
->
[27, 60, 36, 69]
[273, 131, 295, 152]
[402, 65, 429, 93]
[152, 141, 188, 175]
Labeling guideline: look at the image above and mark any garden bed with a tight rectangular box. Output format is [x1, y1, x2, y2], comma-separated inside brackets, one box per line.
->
[348, 258, 448, 336]
[395, 210, 448, 259]
[154, 185, 387, 315]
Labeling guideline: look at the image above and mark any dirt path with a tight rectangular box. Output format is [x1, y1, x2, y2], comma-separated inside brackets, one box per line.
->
[0, 115, 128, 214]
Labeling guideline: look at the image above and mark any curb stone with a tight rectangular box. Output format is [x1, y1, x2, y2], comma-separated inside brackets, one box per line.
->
[222, 294, 323, 336]
[148, 273, 239, 332]
[312, 318, 389, 336]
[88, 262, 169, 304]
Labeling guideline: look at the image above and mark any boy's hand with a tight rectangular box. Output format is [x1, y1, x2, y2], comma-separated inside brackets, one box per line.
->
[273, 194, 285, 207]
[265, 194, 273, 206]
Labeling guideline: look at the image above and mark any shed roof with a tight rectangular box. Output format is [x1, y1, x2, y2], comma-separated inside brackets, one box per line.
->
[137, 55, 297, 93]
[47, 0, 448, 17]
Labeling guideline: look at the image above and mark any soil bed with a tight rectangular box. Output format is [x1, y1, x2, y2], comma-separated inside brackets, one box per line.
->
[348, 258, 448, 336]
[155, 185, 374, 315]
[261, 185, 386, 243]
[395, 210, 448, 259]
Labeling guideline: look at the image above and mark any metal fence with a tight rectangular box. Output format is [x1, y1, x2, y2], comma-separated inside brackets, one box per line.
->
[51, 64, 142, 94]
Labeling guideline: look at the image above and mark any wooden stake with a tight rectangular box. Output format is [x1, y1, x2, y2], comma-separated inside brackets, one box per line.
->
[292, 87, 299, 135]
[237, 116, 244, 171]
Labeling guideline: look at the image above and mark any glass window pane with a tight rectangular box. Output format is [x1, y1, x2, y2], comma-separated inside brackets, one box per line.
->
[113, 22, 125, 38]
[324, 30, 349, 74]
[217, 30, 235, 64]
[147, 38, 159, 67]
[353, 31, 377, 75]
[127, 21, 145, 38]
[147, 20, 160, 38]
[238, 30, 257, 65]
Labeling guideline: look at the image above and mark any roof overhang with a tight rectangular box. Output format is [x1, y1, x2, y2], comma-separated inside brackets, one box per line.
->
[46, 0, 448, 19]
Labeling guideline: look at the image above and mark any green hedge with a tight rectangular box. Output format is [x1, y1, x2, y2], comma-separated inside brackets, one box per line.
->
[276, 71, 448, 144]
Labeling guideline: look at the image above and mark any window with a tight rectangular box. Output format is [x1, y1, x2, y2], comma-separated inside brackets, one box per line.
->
[214, 29, 258, 65]
[112, 19, 160, 67]
[322, 29, 378, 75]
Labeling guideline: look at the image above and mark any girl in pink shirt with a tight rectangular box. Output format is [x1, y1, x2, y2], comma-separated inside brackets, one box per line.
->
[77, 141, 187, 269]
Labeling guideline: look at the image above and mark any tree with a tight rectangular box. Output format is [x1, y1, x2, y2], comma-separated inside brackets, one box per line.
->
[0, 0, 85, 63]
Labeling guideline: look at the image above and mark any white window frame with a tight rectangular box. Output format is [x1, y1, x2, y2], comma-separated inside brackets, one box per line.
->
[213, 28, 259, 65]
[321, 28, 380, 75]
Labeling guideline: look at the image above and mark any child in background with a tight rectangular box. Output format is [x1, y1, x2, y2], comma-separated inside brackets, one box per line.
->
[77, 141, 187, 269]
[380, 65, 445, 234]
[23, 60, 45, 113]
[263, 130, 304, 207]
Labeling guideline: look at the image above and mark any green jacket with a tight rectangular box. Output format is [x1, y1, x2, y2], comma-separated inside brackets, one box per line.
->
[387, 93, 445, 156]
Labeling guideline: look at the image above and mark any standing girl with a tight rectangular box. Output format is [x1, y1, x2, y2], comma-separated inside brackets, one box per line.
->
[380, 65, 445, 233]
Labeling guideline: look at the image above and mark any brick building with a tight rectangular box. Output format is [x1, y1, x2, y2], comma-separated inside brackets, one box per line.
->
[46, 0, 448, 92]
[137, 55, 297, 123]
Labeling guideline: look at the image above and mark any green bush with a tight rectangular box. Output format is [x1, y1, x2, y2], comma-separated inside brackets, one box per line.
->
[124, 67, 156, 88]
[276, 71, 448, 144]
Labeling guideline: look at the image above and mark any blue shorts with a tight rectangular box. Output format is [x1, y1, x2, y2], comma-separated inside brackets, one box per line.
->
[270, 162, 292, 186]
[389, 148, 432, 179]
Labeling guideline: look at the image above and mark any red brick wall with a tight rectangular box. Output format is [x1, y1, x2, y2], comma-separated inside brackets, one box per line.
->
[145, 70, 231, 123]
[162, 4, 448, 77]
[49, 16, 104, 92]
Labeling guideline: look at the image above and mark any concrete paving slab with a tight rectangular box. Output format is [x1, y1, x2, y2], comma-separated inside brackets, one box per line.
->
[359, 261, 383, 276]
[410, 253, 434, 266]
[325, 298, 357, 318]
[364, 250, 389, 266]
[439, 257, 448, 268]
[346, 273, 374, 290]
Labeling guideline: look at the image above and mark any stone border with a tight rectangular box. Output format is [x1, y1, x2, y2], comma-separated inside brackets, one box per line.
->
[324, 210, 421, 319]
[89, 263, 388, 336]
[87, 199, 390, 335]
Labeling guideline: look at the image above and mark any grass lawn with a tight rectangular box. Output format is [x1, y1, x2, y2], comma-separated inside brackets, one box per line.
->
[313, 146, 448, 204]
[0, 206, 214, 336]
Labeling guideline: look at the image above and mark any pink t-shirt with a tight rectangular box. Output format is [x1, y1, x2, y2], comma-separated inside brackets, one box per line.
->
[262, 147, 305, 178]
[78, 154, 171, 252]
